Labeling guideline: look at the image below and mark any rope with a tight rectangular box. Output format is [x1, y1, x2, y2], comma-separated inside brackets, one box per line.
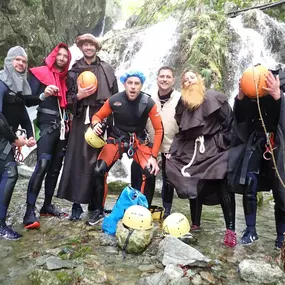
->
[181, 136, 205, 177]
[57, 99, 66, 140]
[253, 66, 285, 188]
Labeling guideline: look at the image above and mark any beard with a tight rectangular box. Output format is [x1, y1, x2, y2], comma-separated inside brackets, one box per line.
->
[181, 78, 205, 110]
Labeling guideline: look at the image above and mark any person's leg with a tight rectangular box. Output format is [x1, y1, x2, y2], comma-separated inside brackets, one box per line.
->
[133, 145, 155, 208]
[161, 154, 174, 218]
[241, 172, 259, 244]
[131, 160, 143, 190]
[219, 178, 237, 247]
[41, 137, 67, 216]
[272, 188, 285, 249]
[87, 143, 120, 226]
[24, 127, 56, 229]
[0, 150, 21, 240]
[189, 198, 202, 230]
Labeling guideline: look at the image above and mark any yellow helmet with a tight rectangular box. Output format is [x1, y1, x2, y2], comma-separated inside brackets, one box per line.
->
[122, 205, 153, 230]
[162, 213, 190, 238]
[149, 205, 165, 221]
[84, 126, 106, 148]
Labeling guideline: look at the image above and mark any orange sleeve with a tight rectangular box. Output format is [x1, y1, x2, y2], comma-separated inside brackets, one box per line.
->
[148, 104, 164, 158]
[91, 99, 112, 124]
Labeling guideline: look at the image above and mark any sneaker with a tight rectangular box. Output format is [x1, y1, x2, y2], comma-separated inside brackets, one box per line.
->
[0, 223, 22, 240]
[223, 229, 237, 248]
[23, 210, 40, 229]
[191, 224, 201, 231]
[241, 229, 259, 245]
[69, 204, 83, 221]
[40, 204, 68, 217]
[86, 209, 104, 226]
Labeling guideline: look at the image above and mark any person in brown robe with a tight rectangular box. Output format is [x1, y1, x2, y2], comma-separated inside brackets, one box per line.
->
[166, 69, 237, 247]
[56, 34, 118, 220]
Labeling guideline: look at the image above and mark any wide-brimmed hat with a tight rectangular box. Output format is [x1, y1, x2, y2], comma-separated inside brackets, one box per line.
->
[76, 33, 102, 51]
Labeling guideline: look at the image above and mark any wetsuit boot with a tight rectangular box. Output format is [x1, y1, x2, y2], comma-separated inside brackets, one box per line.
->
[241, 173, 259, 245]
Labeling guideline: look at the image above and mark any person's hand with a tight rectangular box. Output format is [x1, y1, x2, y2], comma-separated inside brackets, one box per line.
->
[44, 85, 59, 98]
[26, 137, 36, 147]
[92, 122, 103, 135]
[147, 156, 159, 176]
[237, 79, 245, 100]
[13, 135, 27, 147]
[164, 153, 171, 159]
[77, 82, 97, 101]
[263, 72, 281, 100]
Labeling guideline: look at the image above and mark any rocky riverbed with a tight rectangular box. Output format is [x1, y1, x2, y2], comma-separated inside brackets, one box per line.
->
[1, 178, 284, 285]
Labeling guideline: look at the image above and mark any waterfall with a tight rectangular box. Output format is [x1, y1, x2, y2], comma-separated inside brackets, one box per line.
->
[227, 10, 285, 106]
[110, 17, 179, 182]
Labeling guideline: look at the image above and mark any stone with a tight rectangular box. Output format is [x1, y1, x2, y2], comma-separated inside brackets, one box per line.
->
[45, 256, 75, 270]
[138, 264, 157, 273]
[164, 264, 184, 280]
[199, 271, 216, 284]
[169, 277, 191, 285]
[191, 274, 203, 285]
[136, 271, 171, 285]
[239, 259, 285, 284]
[157, 236, 211, 267]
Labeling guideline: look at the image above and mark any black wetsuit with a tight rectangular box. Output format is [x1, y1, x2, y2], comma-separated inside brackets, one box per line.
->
[0, 80, 36, 225]
[24, 74, 68, 218]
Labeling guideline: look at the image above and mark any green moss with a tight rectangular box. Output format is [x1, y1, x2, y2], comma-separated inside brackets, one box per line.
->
[108, 181, 129, 193]
[55, 271, 73, 285]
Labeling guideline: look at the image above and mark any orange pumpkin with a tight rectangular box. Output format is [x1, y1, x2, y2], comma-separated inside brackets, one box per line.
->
[78, 71, 98, 90]
[240, 65, 269, 98]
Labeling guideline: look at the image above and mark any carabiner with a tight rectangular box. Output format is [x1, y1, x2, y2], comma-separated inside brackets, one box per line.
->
[128, 147, 134, 157]
[263, 145, 272, 160]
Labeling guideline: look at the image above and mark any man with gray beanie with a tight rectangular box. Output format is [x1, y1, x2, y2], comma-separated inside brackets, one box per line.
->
[0, 46, 37, 240]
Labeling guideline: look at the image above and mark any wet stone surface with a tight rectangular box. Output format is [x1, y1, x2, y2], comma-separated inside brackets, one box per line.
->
[0, 178, 284, 284]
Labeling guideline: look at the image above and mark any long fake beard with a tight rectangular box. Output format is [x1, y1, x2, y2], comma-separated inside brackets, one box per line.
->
[181, 80, 205, 110]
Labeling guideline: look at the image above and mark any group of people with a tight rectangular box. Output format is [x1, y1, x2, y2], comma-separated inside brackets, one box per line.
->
[0, 33, 284, 251]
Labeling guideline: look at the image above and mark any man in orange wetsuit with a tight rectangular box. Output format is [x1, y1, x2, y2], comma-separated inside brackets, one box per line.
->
[87, 70, 164, 225]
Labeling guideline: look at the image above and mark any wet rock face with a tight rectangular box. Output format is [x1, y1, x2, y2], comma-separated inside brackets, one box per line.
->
[0, 0, 107, 65]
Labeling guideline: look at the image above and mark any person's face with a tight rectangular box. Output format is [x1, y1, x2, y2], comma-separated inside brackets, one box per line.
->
[12, 56, 27, 73]
[55, 47, 69, 70]
[182, 71, 198, 88]
[81, 42, 96, 59]
[157, 69, 175, 93]
[124, 76, 143, 101]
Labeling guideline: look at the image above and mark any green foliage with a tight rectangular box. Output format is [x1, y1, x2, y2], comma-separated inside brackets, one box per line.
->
[55, 272, 73, 284]
[181, 12, 229, 89]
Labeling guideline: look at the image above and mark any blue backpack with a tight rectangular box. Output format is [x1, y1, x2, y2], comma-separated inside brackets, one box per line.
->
[102, 186, 148, 235]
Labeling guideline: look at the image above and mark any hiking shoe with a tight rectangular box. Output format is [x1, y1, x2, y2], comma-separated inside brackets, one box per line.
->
[40, 204, 68, 217]
[241, 229, 259, 245]
[191, 224, 201, 231]
[69, 204, 83, 221]
[86, 209, 104, 226]
[0, 223, 22, 240]
[223, 229, 237, 248]
[23, 210, 40, 229]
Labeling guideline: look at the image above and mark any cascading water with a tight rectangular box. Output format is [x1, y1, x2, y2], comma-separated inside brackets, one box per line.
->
[227, 10, 285, 106]
[108, 17, 179, 182]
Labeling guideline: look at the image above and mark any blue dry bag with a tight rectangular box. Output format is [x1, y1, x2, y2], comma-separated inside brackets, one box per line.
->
[102, 186, 148, 235]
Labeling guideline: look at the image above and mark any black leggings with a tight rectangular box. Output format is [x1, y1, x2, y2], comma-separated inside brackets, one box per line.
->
[27, 124, 67, 207]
